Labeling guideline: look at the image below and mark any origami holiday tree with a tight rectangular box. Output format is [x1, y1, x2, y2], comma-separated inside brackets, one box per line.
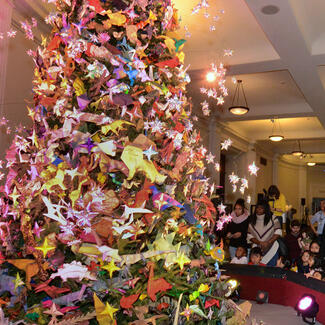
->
[0, 0, 235, 323]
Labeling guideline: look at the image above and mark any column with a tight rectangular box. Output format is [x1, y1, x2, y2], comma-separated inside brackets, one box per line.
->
[208, 115, 221, 186]
[246, 142, 257, 205]
[272, 153, 279, 185]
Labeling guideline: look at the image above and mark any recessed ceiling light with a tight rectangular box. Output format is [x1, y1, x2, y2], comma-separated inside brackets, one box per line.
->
[261, 5, 280, 15]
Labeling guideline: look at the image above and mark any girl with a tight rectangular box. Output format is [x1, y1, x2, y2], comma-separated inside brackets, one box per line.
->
[247, 200, 282, 266]
[226, 198, 249, 259]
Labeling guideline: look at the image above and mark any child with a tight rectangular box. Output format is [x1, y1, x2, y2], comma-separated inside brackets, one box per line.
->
[276, 256, 291, 270]
[231, 246, 248, 264]
[248, 247, 266, 266]
[297, 250, 310, 274]
[310, 241, 321, 255]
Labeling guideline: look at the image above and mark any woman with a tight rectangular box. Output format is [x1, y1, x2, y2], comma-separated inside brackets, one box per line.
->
[226, 198, 249, 259]
[247, 200, 282, 266]
[268, 185, 287, 229]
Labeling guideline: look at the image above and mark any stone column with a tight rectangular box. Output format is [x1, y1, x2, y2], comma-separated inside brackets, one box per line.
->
[272, 153, 279, 185]
[208, 115, 221, 186]
[246, 142, 257, 204]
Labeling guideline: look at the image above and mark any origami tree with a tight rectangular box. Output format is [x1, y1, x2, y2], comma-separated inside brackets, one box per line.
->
[0, 0, 234, 323]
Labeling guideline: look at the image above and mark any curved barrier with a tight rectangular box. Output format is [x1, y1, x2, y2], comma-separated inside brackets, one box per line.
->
[223, 264, 325, 323]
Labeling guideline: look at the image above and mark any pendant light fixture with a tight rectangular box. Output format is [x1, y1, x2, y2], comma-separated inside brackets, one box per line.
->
[269, 117, 284, 142]
[228, 80, 250, 115]
[292, 140, 304, 156]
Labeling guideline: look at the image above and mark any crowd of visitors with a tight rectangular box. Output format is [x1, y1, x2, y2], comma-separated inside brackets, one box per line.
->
[220, 185, 325, 282]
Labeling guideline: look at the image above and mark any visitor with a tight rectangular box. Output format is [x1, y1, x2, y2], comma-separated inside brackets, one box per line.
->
[297, 250, 310, 274]
[276, 255, 291, 270]
[247, 200, 282, 266]
[309, 200, 325, 257]
[248, 247, 265, 266]
[312, 270, 323, 281]
[226, 198, 249, 259]
[268, 185, 287, 230]
[284, 219, 301, 263]
[230, 246, 248, 264]
[310, 240, 321, 256]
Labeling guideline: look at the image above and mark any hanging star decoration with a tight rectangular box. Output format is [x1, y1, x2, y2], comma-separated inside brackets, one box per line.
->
[221, 138, 232, 150]
[35, 237, 56, 258]
[214, 162, 220, 171]
[248, 161, 259, 176]
[247, 195, 252, 204]
[101, 258, 121, 278]
[217, 202, 226, 214]
[228, 172, 239, 184]
[206, 152, 215, 164]
[224, 49, 233, 56]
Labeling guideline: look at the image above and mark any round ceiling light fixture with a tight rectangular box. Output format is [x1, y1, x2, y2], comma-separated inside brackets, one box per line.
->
[307, 162, 316, 166]
[261, 5, 280, 15]
[269, 117, 284, 142]
[228, 80, 250, 115]
[269, 135, 284, 142]
[292, 140, 304, 156]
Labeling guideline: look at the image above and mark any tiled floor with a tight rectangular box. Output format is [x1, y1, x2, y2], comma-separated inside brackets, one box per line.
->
[247, 301, 323, 325]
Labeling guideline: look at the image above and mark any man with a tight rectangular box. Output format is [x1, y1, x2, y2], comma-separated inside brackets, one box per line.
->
[284, 219, 301, 263]
[309, 200, 325, 257]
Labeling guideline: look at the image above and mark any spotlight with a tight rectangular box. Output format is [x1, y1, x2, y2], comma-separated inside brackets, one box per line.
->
[206, 71, 217, 82]
[295, 294, 319, 325]
[256, 290, 268, 304]
[226, 279, 238, 290]
[225, 279, 240, 301]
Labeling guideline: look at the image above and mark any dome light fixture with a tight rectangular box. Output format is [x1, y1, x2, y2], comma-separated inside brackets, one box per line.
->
[228, 80, 250, 115]
[307, 162, 316, 166]
[292, 140, 304, 156]
[269, 117, 284, 142]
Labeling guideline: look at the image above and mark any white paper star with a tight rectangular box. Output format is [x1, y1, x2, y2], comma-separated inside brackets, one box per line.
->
[248, 161, 260, 176]
[221, 138, 232, 150]
[206, 152, 215, 164]
[214, 162, 220, 172]
[217, 202, 226, 214]
[143, 146, 158, 161]
[228, 172, 239, 184]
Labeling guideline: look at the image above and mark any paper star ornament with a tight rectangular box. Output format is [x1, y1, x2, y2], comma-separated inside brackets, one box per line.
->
[248, 161, 259, 176]
[35, 237, 56, 258]
[101, 258, 121, 278]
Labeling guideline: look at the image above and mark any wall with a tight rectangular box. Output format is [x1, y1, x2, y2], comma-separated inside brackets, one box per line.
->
[256, 152, 273, 197]
[277, 160, 301, 212]
[306, 165, 325, 213]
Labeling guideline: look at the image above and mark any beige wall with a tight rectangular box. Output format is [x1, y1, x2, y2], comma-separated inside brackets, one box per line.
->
[307, 165, 325, 212]
[277, 161, 300, 212]
[256, 153, 273, 197]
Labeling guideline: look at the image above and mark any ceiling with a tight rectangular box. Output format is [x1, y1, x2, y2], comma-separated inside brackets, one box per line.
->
[2, 0, 325, 164]
[175, 0, 325, 164]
